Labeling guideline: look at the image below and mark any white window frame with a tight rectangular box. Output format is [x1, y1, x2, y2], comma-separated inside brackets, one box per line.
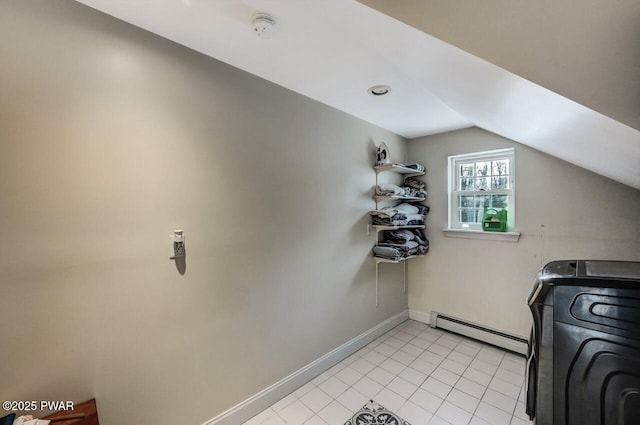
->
[447, 148, 515, 231]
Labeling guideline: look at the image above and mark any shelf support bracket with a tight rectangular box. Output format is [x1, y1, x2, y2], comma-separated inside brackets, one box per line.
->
[403, 260, 407, 293]
[375, 260, 379, 307]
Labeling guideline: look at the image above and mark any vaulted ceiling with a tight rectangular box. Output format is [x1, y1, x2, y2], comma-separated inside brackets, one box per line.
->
[74, 0, 639, 189]
[360, 0, 640, 132]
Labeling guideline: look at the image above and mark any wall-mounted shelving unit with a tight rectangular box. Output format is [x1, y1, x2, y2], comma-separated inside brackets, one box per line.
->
[371, 163, 428, 306]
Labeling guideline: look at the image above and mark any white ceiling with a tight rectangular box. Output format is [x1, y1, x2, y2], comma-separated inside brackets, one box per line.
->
[360, 0, 640, 133]
[75, 0, 640, 189]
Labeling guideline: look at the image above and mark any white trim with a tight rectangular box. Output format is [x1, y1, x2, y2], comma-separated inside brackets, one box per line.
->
[450, 147, 515, 162]
[408, 309, 431, 324]
[442, 228, 520, 242]
[409, 309, 528, 355]
[201, 310, 410, 425]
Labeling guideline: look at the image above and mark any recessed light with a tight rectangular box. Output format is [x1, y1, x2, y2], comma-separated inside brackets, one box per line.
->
[368, 85, 391, 96]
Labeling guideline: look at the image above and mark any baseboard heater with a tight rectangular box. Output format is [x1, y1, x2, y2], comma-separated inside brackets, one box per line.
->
[430, 312, 528, 355]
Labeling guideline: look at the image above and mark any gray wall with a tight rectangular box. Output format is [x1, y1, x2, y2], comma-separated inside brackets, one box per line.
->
[0, 2, 408, 424]
[407, 127, 640, 337]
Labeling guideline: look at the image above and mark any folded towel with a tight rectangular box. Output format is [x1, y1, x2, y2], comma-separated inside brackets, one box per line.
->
[385, 230, 415, 242]
[373, 246, 403, 260]
[376, 184, 405, 196]
[395, 203, 420, 215]
[403, 163, 426, 172]
[404, 177, 426, 190]
[404, 214, 424, 222]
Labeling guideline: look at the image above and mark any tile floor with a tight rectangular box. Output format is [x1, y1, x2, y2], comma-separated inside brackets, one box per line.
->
[243, 320, 532, 425]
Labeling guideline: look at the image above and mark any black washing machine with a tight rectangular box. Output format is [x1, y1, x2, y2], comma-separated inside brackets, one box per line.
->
[526, 260, 640, 425]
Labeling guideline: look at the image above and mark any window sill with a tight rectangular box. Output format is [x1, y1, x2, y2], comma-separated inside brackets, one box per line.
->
[442, 228, 520, 242]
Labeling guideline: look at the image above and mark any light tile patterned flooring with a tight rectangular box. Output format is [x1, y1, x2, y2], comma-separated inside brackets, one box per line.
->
[244, 320, 532, 425]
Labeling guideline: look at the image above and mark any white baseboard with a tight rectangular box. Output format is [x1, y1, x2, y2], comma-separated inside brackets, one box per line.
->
[202, 309, 410, 425]
[408, 309, 430, 324]
[409, 309, 528, 355]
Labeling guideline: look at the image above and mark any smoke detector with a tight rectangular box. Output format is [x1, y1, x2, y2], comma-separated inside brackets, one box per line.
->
[252, 13, 278, 39]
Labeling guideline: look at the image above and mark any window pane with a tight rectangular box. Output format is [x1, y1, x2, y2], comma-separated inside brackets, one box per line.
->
[459, 177, 474, 191]
[491, 194, 509, 209]
[476, 208, 484, 223]
[460, 163, 474, 178]
[475, 195, 490, 208]
[475, 177, 490, 191]
[492, 176, 508, 189]
[459, 163, 474, 190]
[460, 195, 473, 207]
[459, 208, 475, 223]
[492, 160, 509, 176]
[475, 161, 490, 177]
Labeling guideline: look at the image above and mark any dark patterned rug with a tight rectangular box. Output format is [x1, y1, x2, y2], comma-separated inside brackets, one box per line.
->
[344, 400, 411, 425]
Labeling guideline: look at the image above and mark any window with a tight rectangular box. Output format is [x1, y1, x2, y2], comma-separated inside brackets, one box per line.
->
[448, 148, 515, 231]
